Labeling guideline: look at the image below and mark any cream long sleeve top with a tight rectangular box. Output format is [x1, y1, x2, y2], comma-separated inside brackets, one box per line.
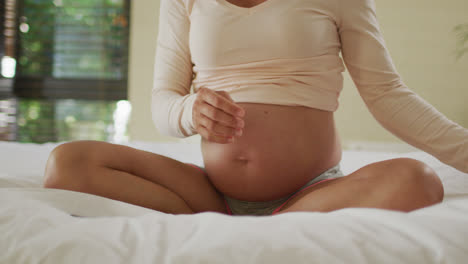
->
[152, 0, 468, 173]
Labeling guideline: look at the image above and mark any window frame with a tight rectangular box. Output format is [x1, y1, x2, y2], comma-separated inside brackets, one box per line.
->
[11, 0, 131, 100]
[0, 0, 132, 142]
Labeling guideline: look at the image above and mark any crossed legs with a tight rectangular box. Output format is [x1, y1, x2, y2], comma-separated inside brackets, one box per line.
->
[43, 141, 444, 215]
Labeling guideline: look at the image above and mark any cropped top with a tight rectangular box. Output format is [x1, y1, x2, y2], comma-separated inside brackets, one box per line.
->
[151, 0, 468, 173]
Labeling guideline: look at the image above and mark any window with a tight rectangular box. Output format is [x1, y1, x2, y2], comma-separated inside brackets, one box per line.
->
[0, 0, 131, 143]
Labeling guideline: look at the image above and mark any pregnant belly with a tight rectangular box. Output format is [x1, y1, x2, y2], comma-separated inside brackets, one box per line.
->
[201, 103, 342, 201]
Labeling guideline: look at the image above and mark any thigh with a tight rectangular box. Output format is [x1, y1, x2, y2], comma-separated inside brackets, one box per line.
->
[52, 140, 226, 213]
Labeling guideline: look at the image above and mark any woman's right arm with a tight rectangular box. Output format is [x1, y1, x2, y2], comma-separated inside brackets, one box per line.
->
[151, 0, 196, 138]
[152, 0, 244, 142]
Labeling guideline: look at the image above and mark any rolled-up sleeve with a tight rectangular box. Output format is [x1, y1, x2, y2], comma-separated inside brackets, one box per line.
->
[152, 0, 197, 138]
[337, 0, 468, 172]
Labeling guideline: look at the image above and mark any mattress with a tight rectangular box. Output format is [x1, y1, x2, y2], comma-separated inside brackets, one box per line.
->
[0, 140, 467, 263]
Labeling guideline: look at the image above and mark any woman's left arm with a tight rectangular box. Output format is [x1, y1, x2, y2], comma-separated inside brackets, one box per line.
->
[337, 0, 468, 173]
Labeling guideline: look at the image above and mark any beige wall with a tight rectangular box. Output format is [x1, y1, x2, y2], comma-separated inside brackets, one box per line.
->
[128, 0, 468, 146]
[128, 0, 169, 142]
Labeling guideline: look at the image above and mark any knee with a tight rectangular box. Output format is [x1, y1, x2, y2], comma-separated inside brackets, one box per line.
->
[390, 158, 444, 204]
[43, 141, 95, 191]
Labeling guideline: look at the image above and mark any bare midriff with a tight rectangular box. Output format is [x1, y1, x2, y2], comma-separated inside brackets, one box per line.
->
[201, 103, 342, 201]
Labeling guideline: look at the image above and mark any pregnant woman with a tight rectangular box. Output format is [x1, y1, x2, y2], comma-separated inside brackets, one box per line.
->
[44, 0, 468, 215]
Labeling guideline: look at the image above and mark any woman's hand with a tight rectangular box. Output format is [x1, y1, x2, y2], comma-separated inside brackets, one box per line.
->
[193, 88, 245, 144]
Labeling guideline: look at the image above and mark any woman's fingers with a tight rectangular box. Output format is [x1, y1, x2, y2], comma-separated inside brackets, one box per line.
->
[200, 88, 245, 118]
[217, 90, 234, 102]
[193, 88, 245, 144]
[197, 112, 243, 137]
[199, 102, 243, 129]
[197, 125, 235, 144]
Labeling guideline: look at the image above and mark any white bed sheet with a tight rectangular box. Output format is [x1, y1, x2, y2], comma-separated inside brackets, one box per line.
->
[0, 141, 467, 264]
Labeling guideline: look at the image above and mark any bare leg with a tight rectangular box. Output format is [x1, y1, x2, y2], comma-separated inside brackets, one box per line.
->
[43, 140, 227, 215]
[277, 158, 444, 214]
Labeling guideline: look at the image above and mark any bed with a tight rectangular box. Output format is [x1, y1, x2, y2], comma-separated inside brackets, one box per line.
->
[1, 140, 467, 263]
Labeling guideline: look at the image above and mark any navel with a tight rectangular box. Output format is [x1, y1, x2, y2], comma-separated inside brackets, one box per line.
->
[235, 156, 249, 164]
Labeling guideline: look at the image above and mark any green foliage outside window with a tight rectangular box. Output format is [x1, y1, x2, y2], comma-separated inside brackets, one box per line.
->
[16, 99, 125, 143]
[3, 0, 131, 144]
[18, 1, 55, 76]
[18, 0, 128, 79]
